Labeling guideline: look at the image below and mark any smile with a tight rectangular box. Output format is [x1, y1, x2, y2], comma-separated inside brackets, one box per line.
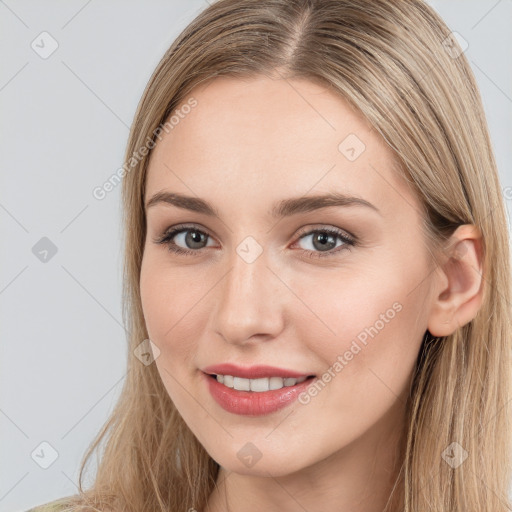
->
[204, 372, 317, 416]
[214, 374, 309, 392]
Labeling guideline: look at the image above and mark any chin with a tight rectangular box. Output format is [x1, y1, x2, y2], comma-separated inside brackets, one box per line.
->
[208, 442, 310, 477]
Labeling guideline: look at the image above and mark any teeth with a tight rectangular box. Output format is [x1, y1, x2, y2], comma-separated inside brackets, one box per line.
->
[269, 376, 284, 390]
[215, 374, 308, 392]
[233, 376, 250, 391]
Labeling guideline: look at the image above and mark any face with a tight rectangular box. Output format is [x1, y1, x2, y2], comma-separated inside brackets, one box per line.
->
[140, 75, 436, 477]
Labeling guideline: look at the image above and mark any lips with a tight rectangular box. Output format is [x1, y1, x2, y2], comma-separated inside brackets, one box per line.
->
[204, 372, 316, 416]
[201, 363, 314, 379]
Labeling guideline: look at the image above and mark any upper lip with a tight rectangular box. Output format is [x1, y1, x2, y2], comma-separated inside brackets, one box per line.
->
[202, 363, 314, 379]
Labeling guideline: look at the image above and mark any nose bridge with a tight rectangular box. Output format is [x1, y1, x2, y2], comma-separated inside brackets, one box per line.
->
[212, 240, 284, 344]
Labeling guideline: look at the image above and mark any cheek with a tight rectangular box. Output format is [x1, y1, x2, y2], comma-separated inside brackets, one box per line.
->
[139, 255, 206, 365]
[140, 258, 207, 416]
[294, 256, 427, 397]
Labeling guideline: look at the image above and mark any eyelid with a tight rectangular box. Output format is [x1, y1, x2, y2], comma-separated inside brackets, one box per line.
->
[154, 223, 355, 242]
[293, 224, 356, 243]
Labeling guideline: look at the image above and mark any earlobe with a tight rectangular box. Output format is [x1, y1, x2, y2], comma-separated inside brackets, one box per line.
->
[427, 225, 484, 337]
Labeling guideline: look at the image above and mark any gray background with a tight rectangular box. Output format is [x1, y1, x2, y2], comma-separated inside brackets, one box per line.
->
[1, 1, 511, 510]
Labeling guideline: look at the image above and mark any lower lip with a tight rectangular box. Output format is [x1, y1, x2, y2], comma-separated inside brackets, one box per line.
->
[203, 372, 316, 416]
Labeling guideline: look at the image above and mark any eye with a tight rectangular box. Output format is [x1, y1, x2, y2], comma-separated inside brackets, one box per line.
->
[153, 224, 215, 256]
[153, 224, 357, 259]
[292, 227, 356, 259]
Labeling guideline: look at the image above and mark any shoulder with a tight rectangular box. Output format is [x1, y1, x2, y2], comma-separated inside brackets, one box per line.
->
[24, 497, 72, 512]
[24, 496, 115, 512]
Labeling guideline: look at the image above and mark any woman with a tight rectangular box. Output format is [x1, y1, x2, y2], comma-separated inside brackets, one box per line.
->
[28, 0, 512, 510]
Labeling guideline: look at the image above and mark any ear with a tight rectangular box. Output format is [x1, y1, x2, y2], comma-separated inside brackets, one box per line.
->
[427, 224, 484, 337]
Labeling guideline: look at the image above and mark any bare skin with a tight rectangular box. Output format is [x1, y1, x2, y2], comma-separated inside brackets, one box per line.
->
[139, 74, 483, 512]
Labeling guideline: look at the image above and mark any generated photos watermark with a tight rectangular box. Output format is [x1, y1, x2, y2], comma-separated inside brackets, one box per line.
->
[298, 301, 403, 405]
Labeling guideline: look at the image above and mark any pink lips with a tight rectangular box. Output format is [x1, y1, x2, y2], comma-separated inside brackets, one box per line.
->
[201, 363, 316, 416]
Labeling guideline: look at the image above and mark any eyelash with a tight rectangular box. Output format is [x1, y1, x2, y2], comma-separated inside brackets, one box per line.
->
[153, 224, 356, 259]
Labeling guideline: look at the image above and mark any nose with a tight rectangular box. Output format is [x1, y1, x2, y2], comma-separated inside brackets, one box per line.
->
[211, 246, 286, 346]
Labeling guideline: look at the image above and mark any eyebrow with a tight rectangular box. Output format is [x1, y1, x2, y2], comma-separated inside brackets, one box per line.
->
[144, 191, 381, 218]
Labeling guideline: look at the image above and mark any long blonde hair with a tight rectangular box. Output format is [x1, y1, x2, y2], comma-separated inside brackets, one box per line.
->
[51, 0, 512, 510]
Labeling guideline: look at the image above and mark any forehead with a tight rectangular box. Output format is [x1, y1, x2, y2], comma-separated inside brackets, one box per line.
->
[145, 76, 418, 219]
